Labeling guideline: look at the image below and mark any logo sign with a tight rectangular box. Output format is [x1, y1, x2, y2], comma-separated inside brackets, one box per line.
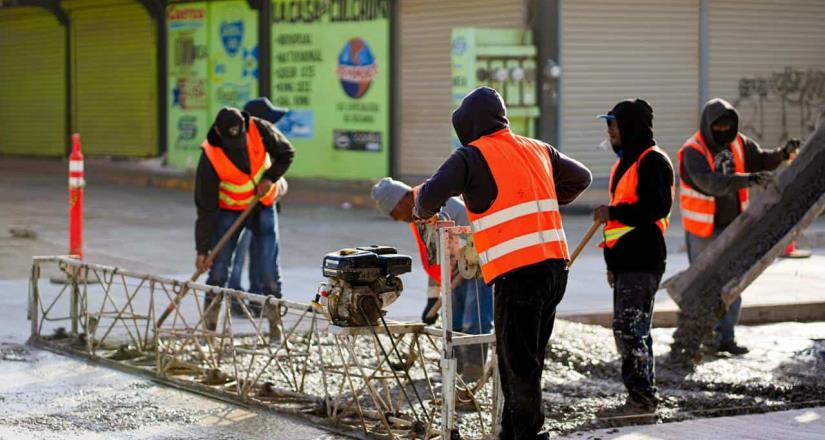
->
[333, 130, 381, 152]
[220, 21, 244, 56]
[336, 38, 377, 99]
[177, 116, 198, 141]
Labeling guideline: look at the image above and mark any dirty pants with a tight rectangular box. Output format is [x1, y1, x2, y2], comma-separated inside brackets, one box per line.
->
[612, 272, 661, 403]
[204, 206, 280, 321]
[494, 260, 567, 440]
[685, 230, 741, 343]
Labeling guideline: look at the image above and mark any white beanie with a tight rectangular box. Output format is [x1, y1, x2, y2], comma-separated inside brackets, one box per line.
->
[370, 178, 411, 216]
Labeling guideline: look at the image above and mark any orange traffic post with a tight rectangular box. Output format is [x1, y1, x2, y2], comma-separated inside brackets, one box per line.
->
[69, 133, 84, 260]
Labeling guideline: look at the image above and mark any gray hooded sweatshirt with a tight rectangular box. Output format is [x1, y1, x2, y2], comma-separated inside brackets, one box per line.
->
[680, 98, 786, 229]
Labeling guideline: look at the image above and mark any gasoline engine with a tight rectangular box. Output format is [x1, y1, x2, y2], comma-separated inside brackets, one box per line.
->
[313, 246, 411, 326]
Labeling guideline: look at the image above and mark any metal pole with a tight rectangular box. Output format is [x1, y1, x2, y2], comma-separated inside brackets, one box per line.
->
[437, 220, 457, 439]
[30, 262, 41, 339]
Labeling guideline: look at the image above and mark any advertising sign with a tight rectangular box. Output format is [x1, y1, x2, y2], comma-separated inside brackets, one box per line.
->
[167, 1, 258, 169]
[271, 0, 390, 179]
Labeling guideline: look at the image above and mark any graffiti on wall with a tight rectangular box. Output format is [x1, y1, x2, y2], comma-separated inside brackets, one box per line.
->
[734, 67, 825, 144]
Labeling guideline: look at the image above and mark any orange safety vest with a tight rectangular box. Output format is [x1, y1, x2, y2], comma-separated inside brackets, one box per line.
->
[202, 121, 278, 211]
[410, 223, 442, 284]
[603, 146, 673, 249]
[467, 128, 569, 284]
[677, 132, 748, 238]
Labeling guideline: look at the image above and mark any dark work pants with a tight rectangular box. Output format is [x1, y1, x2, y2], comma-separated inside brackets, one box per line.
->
[494, 260, 568, 440]
[612, 272, 662, 403]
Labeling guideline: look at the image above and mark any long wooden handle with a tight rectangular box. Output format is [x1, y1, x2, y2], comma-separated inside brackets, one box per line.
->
[156, 196, 261, 327]
[567, 220, 602, 269]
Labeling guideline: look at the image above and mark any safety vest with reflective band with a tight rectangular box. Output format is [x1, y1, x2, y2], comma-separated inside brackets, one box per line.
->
[201, 121, 278, 211]
[603, 146, 674, 249]
[677, 132, 748, 238]
[410, 223, 441, 284]
[467, 128, 569, 284]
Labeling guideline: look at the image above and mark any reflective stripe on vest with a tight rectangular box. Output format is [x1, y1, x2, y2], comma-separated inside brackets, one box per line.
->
[202, 120, 278, 211]
[677, 132, 748, 238]
[602, 146, 673, 249]
[466, 128, 569, 284]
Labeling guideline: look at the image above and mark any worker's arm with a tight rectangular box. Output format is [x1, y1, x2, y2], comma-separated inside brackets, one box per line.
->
[255, 118, 295, 181]
[743, 136, 788, 172]
[547, 145, 592, 206]
[609, 153, 673, 226]
[681, 148, 750, 197]
[194, 153, 220, 255]
[414, 149, 470, 219]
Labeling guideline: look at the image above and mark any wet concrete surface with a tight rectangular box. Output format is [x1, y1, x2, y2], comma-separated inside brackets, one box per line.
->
[540, 320, 825, 435]
[0, 343, 347, 439]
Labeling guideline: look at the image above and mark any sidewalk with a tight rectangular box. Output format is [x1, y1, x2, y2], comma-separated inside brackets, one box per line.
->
[559, 406, 825, 440]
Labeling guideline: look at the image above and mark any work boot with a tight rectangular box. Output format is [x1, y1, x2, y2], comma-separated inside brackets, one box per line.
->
[596, 396, 658, 419]
[718, 340, 749, 355]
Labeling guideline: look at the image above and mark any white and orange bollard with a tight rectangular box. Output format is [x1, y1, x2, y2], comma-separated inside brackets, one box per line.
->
[69, 133, 85, 260]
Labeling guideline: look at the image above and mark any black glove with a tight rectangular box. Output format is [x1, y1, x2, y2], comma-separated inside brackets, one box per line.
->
[747, 171, 773, 186]
[421, 298, 438, 325]
[782, 138, 801, 159]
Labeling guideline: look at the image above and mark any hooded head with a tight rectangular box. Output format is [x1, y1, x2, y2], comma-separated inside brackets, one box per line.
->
[700, 98, 739, 153]
[599, 99, 654, 160]
[212, 107, 248, 150]
[451, 87, 509, 146]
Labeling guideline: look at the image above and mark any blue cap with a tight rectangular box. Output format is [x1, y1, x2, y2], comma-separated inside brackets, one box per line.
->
[244, 97, 288, 124]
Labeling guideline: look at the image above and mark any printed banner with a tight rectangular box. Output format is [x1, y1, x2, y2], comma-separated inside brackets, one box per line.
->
[167, 1, 258, 169]
[271, 0, 390, 179]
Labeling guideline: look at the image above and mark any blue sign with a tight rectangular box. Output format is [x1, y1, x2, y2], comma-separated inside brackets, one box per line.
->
[276, 110, 314, 139]
[220, 21, 244, 56]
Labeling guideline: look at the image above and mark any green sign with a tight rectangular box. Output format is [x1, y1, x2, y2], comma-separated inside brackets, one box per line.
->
[270, 0, 390, 179]
[166, 1, 258, 169]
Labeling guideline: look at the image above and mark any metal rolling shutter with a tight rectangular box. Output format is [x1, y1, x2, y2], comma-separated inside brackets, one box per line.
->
[398, 0, 525, 178]
[560, 0, 700, 180]
[68, 0, 157, 156]
[0, 8, 66, 156]
[708, 0, 825, 148]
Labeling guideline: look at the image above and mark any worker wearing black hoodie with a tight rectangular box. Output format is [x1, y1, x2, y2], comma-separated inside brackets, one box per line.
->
[678, 98, 799, 355]
[593, 99, 674, 413]
[415, 87, 591, 440]
[195, 107, 295, 325]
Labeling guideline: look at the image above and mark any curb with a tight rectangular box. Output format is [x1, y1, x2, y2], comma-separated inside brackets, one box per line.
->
[560, 301, 825, 328]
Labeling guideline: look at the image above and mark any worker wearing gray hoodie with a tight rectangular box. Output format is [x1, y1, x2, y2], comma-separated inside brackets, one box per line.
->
[677, 98, 800, 355]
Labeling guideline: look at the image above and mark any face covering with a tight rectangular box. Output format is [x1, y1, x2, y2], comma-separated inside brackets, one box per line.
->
[712, 127, 737, 146]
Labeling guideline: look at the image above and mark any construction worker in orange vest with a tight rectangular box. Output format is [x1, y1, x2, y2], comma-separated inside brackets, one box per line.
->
[593, 99, 674, 415]
[415, 87, 592, 440]
[677, 98, 799, 355]
[371, 177, 493, 382]
[195, 107, 295, 328]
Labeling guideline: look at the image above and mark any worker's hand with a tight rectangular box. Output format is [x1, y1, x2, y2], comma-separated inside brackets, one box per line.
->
[782, 138, 801, 160]
[257, 178, 274, 197]
[747, 171, 773, 187]
[606, 271, 615, 288]
[421, 298, 439, 325]
[195, 254, 212, 272]
[593, 205, 610, 223]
